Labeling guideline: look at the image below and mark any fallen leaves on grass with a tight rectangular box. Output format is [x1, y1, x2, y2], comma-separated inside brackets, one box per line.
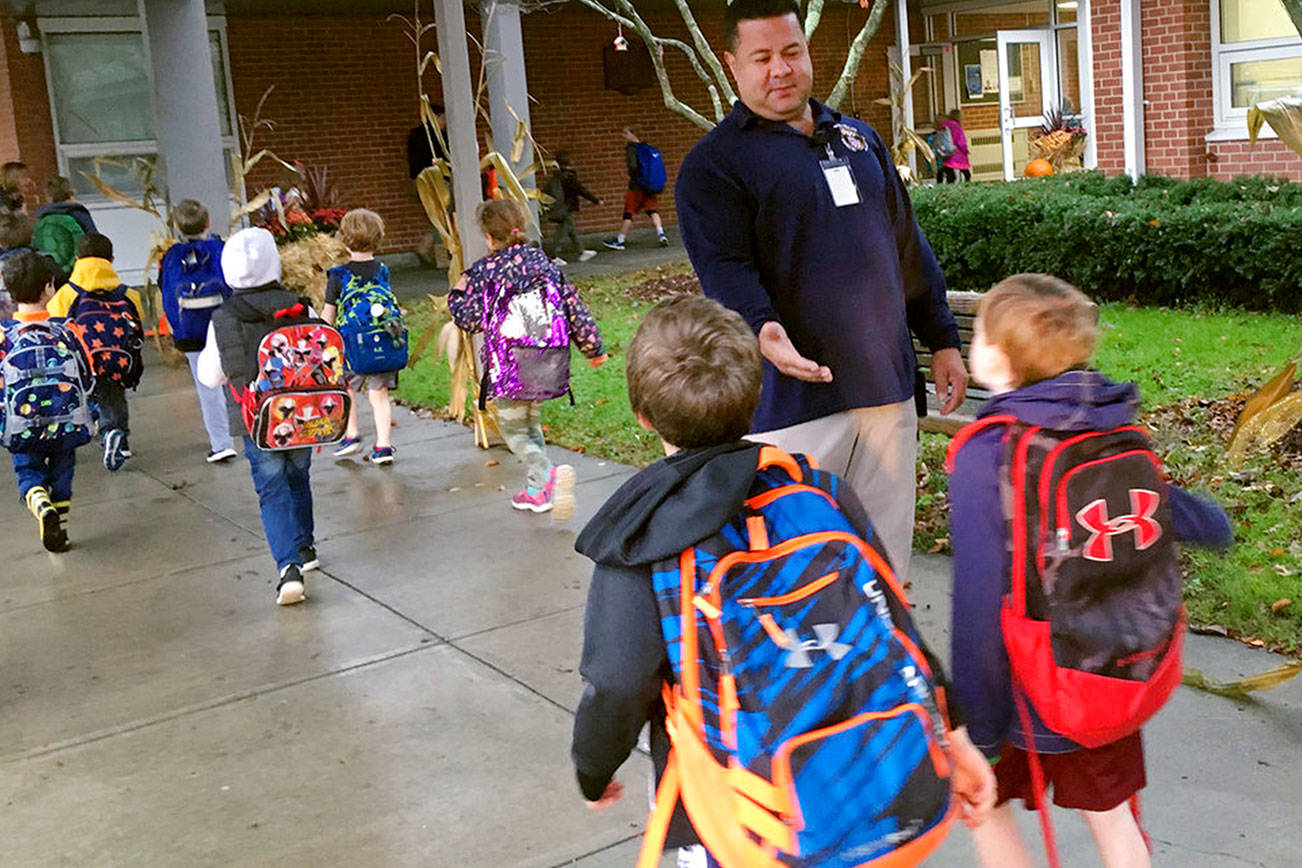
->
[624, 272, 701, 302]
[1272, 598, 1293, 613]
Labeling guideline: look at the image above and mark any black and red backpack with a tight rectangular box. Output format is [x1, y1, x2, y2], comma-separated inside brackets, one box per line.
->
[949, 415, 1186, 747]
[948, 415, 1183, 862]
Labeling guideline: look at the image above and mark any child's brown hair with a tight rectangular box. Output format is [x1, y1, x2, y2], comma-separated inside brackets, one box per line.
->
[627, 294, 762, 449]
[173, 199, 210, 237]
[476, 199, 529, 252]
[339, 208, 385, 253]
[978, 273, 1100, 387]
[0, 209, 32, 249]
[46, 176, 75, 203]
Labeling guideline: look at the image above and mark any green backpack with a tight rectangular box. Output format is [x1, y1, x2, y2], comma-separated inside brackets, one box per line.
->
[32, 214, 84, 273]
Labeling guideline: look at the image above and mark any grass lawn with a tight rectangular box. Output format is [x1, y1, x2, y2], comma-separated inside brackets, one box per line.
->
[397, 270, 1302, 653]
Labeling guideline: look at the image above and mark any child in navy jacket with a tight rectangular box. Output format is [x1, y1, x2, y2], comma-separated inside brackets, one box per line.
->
[948, 274, 1232, 868]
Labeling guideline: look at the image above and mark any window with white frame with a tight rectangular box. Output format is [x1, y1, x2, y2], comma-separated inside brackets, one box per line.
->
[40, 18, 238, 198]
[1211, 0, 1302, 137]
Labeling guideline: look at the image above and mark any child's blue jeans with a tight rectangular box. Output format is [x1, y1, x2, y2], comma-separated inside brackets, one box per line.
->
[12, 449, 76, 503]
[243, 438, 314, 571]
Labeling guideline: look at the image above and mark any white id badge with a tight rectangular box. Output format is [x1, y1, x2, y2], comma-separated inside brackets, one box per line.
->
[821, 158, 861, 207]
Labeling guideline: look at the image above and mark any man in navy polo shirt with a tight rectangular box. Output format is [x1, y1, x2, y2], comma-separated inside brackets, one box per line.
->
[675, 0, 967, 581]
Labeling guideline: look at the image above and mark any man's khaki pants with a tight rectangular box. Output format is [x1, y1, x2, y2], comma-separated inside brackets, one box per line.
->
[750, 400, 918, 581]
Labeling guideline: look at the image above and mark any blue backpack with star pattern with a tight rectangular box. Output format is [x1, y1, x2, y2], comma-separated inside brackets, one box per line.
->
[0, 319, 95, 453]
[67, 283, 144, 388]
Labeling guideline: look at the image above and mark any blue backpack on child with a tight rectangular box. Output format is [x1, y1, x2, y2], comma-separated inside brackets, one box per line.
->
[633, 142, 666, 194]
[160, 237, 229, 346]
[330, 262, 408, 376]
[0, 320, 94, 453]
[638, 448, 954, 868]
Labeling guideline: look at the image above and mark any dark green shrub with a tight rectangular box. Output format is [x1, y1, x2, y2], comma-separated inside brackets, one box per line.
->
[912, 174, 1302, 311]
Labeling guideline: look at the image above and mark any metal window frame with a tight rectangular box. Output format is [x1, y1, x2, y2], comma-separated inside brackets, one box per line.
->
[38, 15, 240, 200]
[1208, 0, 1302, 140]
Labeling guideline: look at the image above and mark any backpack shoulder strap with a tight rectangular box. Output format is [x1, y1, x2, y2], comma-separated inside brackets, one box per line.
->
[945, 413, 1018, 473]
[756, 445, 805, 481]
[225, 294, 266, 324]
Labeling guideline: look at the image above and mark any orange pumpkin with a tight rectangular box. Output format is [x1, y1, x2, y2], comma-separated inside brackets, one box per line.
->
[1025, 158, 1054, 178]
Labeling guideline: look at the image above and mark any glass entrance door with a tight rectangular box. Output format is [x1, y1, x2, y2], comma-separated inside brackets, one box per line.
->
[996, 30, 1058, 180]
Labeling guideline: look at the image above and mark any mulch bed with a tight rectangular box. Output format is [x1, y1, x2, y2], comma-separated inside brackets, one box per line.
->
[624, 272, 702, 303]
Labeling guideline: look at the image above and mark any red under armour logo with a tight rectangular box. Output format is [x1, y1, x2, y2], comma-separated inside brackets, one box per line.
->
[1075, 489, 1162, 562]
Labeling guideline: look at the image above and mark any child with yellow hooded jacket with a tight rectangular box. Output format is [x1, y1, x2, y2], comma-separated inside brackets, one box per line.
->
[47, 234, 145, 471]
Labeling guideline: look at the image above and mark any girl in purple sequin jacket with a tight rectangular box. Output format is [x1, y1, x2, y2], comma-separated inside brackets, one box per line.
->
[449, 199, 606, 519]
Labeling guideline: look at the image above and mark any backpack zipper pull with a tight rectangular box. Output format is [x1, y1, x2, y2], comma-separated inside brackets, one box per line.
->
[1056, 526, 1070, 553]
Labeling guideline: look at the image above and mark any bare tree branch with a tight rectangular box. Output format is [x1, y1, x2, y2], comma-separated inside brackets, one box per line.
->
[803, 0, 825, 40]
[826, 0, 891, 111]
[572, 0, 721, 128]
[673, 0, 737, 105]
[566, 0, 884, 129]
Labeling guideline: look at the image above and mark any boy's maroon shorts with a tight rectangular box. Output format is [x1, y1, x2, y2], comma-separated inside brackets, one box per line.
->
[994, 731, 1146, 812]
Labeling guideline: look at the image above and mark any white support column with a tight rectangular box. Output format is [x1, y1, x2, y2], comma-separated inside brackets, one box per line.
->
[1080, 0, 1098, 170]
[435, 0, 486, 265]
[139, 0, 229, 234]
[896, 0, 916, 177]
[1119, 0, 1145, 179]
[481, 0, 537, 224]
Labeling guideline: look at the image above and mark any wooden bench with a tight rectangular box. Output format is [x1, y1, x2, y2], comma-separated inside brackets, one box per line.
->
[914, 290, 989, 436]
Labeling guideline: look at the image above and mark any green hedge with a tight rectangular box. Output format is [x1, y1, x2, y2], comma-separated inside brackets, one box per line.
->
[912, 172, 1302, 311]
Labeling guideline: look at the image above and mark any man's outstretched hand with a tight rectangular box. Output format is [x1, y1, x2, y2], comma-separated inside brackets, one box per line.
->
[932, 347, 968, 415]
[759, 321, 833, 383]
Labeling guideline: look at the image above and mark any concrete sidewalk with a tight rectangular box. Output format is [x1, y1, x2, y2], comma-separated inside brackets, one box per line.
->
[0, 346, 1298, 867]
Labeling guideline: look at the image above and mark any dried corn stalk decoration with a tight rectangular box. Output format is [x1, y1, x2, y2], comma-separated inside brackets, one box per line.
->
[1247, 96, 1302, 159]
[1226, 345, 1302, 466]
[397, 1, 548, 448]
[1183, 661, 1302, 699]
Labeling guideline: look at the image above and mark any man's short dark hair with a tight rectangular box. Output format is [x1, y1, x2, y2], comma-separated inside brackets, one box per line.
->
[724, 0, 801, 51]
[1, 249, 56, 304]
[626, 294, 762, 450]
[77, 233, 113, 261]
[0, 209, 33, 250]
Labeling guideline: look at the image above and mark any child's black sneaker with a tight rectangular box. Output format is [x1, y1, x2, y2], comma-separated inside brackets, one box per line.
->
[276, 564, 306, 606]
[207, 447, 238, 464]
[658, 234, 669, 247]
[299, 545, 319, 572]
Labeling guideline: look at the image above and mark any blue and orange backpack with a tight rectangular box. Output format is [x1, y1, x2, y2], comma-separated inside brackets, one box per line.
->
[638, 447, 954, 868]
[67, 284, 144, 388]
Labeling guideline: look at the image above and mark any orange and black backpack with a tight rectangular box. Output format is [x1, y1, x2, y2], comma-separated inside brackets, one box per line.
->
[639, 447, 954, 868]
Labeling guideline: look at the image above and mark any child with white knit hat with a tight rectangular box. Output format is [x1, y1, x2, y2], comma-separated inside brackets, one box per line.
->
[196, 227, 321, 605]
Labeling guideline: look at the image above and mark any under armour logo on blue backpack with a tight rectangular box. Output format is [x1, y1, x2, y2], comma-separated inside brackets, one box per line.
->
[783, 623, 851, 668]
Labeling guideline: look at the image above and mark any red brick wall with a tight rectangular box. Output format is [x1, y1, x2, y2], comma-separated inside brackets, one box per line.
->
[1091, 0, 1126, 174]
[0, 17, 58, 206]
[1208, 139, 1302, 181]
[1141, 0, 1214, 178]
[225, 4, 899, 250]
[226, 15, 434, 253]
[1090, 1, 1299, 180]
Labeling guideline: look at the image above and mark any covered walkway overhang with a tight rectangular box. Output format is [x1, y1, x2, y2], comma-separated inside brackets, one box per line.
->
[4, 0, 540, 270]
